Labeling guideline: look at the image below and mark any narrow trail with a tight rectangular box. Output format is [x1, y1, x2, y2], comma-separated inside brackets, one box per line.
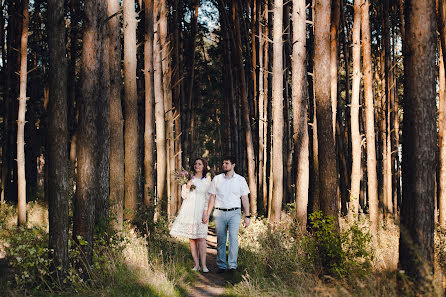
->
[186, 226, 227, 297]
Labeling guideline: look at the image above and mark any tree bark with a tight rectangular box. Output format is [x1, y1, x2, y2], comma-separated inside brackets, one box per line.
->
[361, 0, 378, 239]
[438, 0, 446, 228]
[314, 0, 339, 224]
[123, 0, 138, 219]
[268, 0, 283, 223]
[48, 0, 69, 274]
[144, 0, 155, 207]
[96, 0, 110, 226]
[74, 0, 102, 266]
[349, 0, 361, 218]
[109, 0, 124, 230]
[17, 0, 29, 225]
[258, 1, 266, 214]
[159, 0, 176, 217]
[153, 1, 167, 220]
[399, 0, 437, 289]
[292, 0, 309, 231]
[330, 0, 340, 138]
[383, 0, 393, 224]
[262, 0, 269, 214]
[233, 0, 257, 217]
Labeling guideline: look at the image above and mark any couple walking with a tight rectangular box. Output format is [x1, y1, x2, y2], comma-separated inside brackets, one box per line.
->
[169, 156, 251, 273]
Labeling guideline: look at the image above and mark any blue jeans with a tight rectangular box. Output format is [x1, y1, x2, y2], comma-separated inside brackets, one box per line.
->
[213, 208, 241, 270]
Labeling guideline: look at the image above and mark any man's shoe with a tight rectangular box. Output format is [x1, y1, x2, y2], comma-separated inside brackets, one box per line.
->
[216, 268, 226, 274]
[228, 268, 237, 273]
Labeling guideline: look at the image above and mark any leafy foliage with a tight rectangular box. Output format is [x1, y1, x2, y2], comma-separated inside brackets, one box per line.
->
[2, 225, 126, 292]
[303, 211, 374, 279]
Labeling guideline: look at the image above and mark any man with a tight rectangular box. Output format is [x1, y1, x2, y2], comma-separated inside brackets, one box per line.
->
[202, 156, 251, 273]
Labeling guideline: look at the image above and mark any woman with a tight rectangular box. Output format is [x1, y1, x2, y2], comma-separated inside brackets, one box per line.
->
[170, 158, 211, 272]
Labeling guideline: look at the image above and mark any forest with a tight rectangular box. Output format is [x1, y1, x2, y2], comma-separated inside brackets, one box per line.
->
[0, 0, 444, 296]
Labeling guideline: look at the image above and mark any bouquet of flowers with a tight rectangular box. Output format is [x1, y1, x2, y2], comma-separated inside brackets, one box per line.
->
[173, 169, 196, 191]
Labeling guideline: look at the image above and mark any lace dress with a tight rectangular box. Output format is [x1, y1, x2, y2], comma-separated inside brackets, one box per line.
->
[170, 177, 211, 239]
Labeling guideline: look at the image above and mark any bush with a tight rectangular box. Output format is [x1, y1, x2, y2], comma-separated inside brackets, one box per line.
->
[302, 211, 373, 279]
[3, 226, 53, 290]
[2, 225, 127, 292]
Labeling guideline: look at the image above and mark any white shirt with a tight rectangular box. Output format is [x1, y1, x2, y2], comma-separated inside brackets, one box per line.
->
[208, 173, 250, 209]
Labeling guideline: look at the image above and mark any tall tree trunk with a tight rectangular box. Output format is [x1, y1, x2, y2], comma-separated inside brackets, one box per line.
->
[283, 2, 293, 205]
[74, 0, 102, 266]
[399, 0, 437, 289]
[109, 0, 124, 230]
[314, 0, 339, 224]
[437, 0, 446, 228]
[172, 0, 182, 211]
[258, 1, 266, 214]
[330, 0, 340, 138]
[383, 0, 393, 224]
[153, 2, 167, 220]
[96, 0, 110, 226]
[123, 0, 138, 219]
[68, 0, 79, 165]
[159, 0, 176, 217]
[292, 0, 309, 231]
[48, 0, 69, 273]
[262, 0, 269, 214]
[269, 0, 283, 223]
[251, 0, 257, 120]
[361, 0, 378, 239]
[144, 0, 155, 207]
[233, 0, 257, 216]
[17, 0, 29, 225]
[349, 0, 361, 218]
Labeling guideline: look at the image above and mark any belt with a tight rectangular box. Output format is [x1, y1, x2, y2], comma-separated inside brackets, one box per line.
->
[215, 207, 240, 211]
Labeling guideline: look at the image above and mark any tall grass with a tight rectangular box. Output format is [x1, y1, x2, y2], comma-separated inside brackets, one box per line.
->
[0, 202, 204, 297]
[228, 213, 446, 297]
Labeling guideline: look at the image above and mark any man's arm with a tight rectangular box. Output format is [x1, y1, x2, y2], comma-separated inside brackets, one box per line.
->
[202, 194, 216, 224]
[241, 194, 251, 227]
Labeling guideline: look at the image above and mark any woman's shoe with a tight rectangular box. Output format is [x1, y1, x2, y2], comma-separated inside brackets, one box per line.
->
[192, 266, 200, 271]
[202, 267, 209, 273]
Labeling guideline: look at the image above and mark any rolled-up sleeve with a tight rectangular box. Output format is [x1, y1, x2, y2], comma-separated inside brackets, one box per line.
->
[208, 176, 217, 195]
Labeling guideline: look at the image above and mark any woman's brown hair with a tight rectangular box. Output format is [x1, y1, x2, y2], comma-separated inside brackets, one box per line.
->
[192, 158, 209, 178]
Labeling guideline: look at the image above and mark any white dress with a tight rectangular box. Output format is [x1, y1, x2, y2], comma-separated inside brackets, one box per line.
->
[170, 177, 211, 239]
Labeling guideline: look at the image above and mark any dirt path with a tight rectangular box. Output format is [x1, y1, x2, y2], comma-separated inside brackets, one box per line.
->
[186, 226, 227, 297]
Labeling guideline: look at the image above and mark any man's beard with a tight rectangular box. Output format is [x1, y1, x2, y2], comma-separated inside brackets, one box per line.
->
[222, 168, 229, 173]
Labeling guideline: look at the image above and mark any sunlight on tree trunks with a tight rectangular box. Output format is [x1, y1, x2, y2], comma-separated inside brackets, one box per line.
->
[314, 0, 339, 228]
[292, 0, 309, 232]
[270, 0, 283, 223]
[361, 0, 379, 240]
[17, 0, 29, 226]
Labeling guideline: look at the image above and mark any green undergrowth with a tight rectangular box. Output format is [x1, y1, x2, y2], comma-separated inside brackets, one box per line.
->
[227, 212, 400, 297]
[0, 202, 202, 297]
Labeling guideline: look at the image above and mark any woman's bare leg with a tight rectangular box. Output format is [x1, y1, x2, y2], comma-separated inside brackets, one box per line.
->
[198, 238, 207, 270]
[189, 239, 199, 269]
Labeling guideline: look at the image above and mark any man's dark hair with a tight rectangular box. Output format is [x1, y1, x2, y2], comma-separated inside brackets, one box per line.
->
[222, 155, 236, 164]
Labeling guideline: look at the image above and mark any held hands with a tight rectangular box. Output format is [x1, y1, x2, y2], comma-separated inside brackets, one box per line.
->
[202, 212, 210, 224]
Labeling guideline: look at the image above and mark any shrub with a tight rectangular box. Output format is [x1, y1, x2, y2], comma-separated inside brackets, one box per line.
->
[3, 226, 53, 290]
[302, 211, 373, 279]
[2, 224, 127, 292]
